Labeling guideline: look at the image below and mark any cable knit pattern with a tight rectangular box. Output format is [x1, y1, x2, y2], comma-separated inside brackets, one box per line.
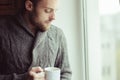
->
[0, 15, 72, 80]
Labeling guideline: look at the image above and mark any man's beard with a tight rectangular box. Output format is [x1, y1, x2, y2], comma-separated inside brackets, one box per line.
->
[28, 11, 50, 32]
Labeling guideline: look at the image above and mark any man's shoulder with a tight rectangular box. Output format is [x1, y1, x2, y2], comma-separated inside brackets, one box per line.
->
[48, 25, 65, 36]
[49, 25, 63, 34]
[47, 25, 65, 39]
[0, 16, 13, 27]
[0, 16, 8, 24]
[0, 16, 9, 31]
[48, 25, 65, 43]
[0, 16, 16, 36]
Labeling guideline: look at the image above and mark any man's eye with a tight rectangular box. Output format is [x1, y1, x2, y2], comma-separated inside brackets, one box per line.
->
[45, 9, 53, 13]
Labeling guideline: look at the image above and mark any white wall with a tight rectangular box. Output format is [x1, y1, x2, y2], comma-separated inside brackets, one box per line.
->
[53, 0, 83, 80]
[85, 0, 102, 80]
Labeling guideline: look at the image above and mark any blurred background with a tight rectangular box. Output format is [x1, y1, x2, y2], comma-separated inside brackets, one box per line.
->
[99, 0, 120, 80]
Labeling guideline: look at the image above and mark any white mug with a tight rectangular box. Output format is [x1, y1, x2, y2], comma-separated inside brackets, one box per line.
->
[45, 67, 61, 80]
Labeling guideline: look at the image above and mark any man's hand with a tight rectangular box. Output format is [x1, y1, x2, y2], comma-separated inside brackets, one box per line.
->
[27, 66, 45, 80]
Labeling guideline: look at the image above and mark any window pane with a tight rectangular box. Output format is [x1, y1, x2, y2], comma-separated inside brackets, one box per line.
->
[99, 0, 120, 80]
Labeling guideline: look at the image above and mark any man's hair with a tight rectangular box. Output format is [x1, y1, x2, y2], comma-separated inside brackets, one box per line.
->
[30, 0, 40, 6]
[20, 0, 42, 14]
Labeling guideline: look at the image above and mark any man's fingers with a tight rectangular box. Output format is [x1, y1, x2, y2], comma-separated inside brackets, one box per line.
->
[28, 66, 45, 80]
[29, 71, 36, 77]
[29, 71, 45, 79]
[31, 66, 43, 72]
[37, 72, 45, 77]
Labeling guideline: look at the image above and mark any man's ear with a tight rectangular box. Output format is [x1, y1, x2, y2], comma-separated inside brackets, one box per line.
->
[25, 0, 33, 11]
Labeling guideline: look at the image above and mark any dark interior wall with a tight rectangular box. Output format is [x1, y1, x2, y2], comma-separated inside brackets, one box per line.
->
[0, 0, 22, 15]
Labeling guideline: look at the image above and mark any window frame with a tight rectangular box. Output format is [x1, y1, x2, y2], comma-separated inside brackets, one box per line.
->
[79, 0, 102, 80]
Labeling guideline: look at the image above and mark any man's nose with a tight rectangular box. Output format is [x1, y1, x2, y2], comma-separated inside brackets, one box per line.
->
[50, 12, 56, 20]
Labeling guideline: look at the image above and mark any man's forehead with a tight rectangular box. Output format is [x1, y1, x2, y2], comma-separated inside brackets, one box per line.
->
[38, 0, 58, 8]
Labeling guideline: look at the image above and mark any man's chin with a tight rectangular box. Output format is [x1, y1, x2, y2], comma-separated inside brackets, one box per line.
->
[39, 25, 50, 32]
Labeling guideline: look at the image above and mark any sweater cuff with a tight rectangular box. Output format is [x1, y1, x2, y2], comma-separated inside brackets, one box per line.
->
[13, 72, 28, 80]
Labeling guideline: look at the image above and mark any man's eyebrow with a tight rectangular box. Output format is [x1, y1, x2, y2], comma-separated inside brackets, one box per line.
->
[43, 7, 52, 9]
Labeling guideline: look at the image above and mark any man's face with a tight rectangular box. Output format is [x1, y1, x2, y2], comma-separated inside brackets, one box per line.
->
[29, 0, 58, 32]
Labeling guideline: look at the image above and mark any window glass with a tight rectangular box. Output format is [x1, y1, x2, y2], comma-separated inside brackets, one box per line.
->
[99, 0, 120, 80]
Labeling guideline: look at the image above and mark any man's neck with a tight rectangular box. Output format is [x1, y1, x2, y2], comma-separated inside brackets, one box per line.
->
[23, 13, 37, 35]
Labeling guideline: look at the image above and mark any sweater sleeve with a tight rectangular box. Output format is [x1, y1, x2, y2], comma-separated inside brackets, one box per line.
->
[0, 38, 28, 80]
[0, 72, 28, 80]
[55, 29, 72, 80]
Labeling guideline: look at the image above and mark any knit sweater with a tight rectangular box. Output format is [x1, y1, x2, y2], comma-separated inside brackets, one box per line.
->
[0, 15, 72, 80]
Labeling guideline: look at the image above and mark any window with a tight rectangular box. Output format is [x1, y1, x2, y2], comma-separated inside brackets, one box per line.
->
[81, 0, 120, 80]
[99, 0, 120, 80]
